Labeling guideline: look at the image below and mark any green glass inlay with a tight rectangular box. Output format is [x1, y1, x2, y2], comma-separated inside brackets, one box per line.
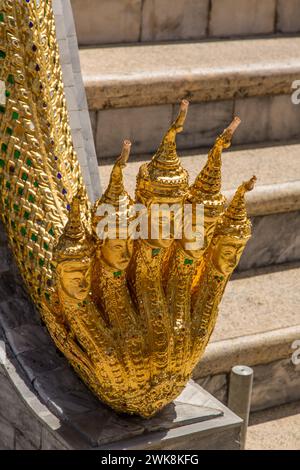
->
[12, 111, 19, 120]
[26, 158, 32, 167]
[5, 181, 10, 189]
[1, 143, 7, 153]
[18, 187, 23, 196]
[6, 127, 13, 136]
[7, 74, 14, 85]
[39, 258, 44, 267]
[24, 211, 30, 220]
[152, 248, 160, 257]
[4, 198, 8, 206]
[33, 180, 39, 188]
[49, 227, 54, 236]
[28, 194, 35, 203]
[45, 292, 50, 301]
[43, 242, 49, 250]
[14, 150, 20, 159]
[5, 90, 10, 98]
[0, 12, 4, 22]
[0, 159, 5, 168]
[29, 251, 34, 258]
[20, 227, 26, 236]
[13, 204, 19, 212]
[184, 258, 193, 265]
[21, 172, 28, 181]
[11, 220, 15, 229]
[0, 50, 6, 59]
[31, 233, 38, 242]
[0, 105, 5, 113]
[113, 271, 122, 278]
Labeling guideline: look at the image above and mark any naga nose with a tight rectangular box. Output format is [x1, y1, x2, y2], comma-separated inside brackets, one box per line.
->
[80, 278, 88, 289]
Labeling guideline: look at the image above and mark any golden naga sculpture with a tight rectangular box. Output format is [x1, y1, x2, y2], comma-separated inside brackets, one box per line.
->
[0, 1, 256, 418]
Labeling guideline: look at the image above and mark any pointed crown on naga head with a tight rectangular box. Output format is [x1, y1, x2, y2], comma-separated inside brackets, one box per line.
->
[91, 141, 134, 271]
[209, 176, 257, 277]
[52, 190, 94, 302]
[135, 100, 189, 206]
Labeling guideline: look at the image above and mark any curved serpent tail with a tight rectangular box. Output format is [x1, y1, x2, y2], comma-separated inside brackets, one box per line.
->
[0, 0, 89, 308]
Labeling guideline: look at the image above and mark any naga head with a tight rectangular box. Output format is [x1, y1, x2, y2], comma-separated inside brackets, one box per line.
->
[181, 117, 241, 259]
[210, 176, 256, 276]
[135, 100, 189, 249]
[53, 189, 94, 302]
[92, 141, 134, 271]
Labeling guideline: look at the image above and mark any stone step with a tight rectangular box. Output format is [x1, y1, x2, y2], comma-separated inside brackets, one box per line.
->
[99, 141, 300, 271]
[71, 0, 300, 46]
[193, 262, 300, 413]
[246, 400, 300, 450]
[81, 36, 300, 159]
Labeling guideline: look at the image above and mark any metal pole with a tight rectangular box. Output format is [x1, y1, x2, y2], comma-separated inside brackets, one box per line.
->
[228, 365, 254, 450]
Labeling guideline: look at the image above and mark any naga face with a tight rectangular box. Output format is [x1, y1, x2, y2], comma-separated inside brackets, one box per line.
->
[178, 212, 218, 260]
[58, 259, 92, 301]
[211, 236, 246, 276]
[100, 238, 134, 270]
[146, 205, 175, 249]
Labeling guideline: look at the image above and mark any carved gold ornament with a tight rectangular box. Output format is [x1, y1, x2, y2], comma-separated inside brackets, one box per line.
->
[0, 1, 256, 418]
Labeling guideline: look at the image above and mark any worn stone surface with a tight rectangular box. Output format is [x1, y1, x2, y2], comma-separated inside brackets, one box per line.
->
[5, 325, 51, 356]
[247, 400, 300, 450]
[212, 264, 300, 343]
[194, 351, 300, 415]
[17, 346, 66, 383]
[15, 429, 39, 450]
[251, 359, 300, 411]
[80, 37, 300, 110]
[0, 368, 42, 449]
[0, 414, 15, 450]
[277, 0, 300, 33]
[141, 0, 209, 42]
[71, 0, 142, 45]
[237, 211, 300, 270]
[234, 94, 300, 145]
[209, 0, 276, 37]
[196, 374, 228, 404]
[194, 321, 300, 378]
[96, 105, 173, 159]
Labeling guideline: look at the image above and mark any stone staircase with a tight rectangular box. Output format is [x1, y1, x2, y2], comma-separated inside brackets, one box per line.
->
[71, 0, 300, 413]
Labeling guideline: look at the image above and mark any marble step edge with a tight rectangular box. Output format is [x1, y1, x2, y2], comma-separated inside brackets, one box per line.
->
[79, 37, 300, 109]
[193, 324, 300, 379]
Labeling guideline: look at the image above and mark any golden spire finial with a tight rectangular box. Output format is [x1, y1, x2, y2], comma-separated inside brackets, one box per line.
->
[136, 100, 189, 205]
[191, 117, 241, 197]
[188, 117, 241, 216]
[63, 188, 85, 240]
[53, 190, 93, 263]
[101, 140, 131, 206]
[215, 175, 257, 239]
[151, 99, 189, 169]
[92, 141, 133, 234]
